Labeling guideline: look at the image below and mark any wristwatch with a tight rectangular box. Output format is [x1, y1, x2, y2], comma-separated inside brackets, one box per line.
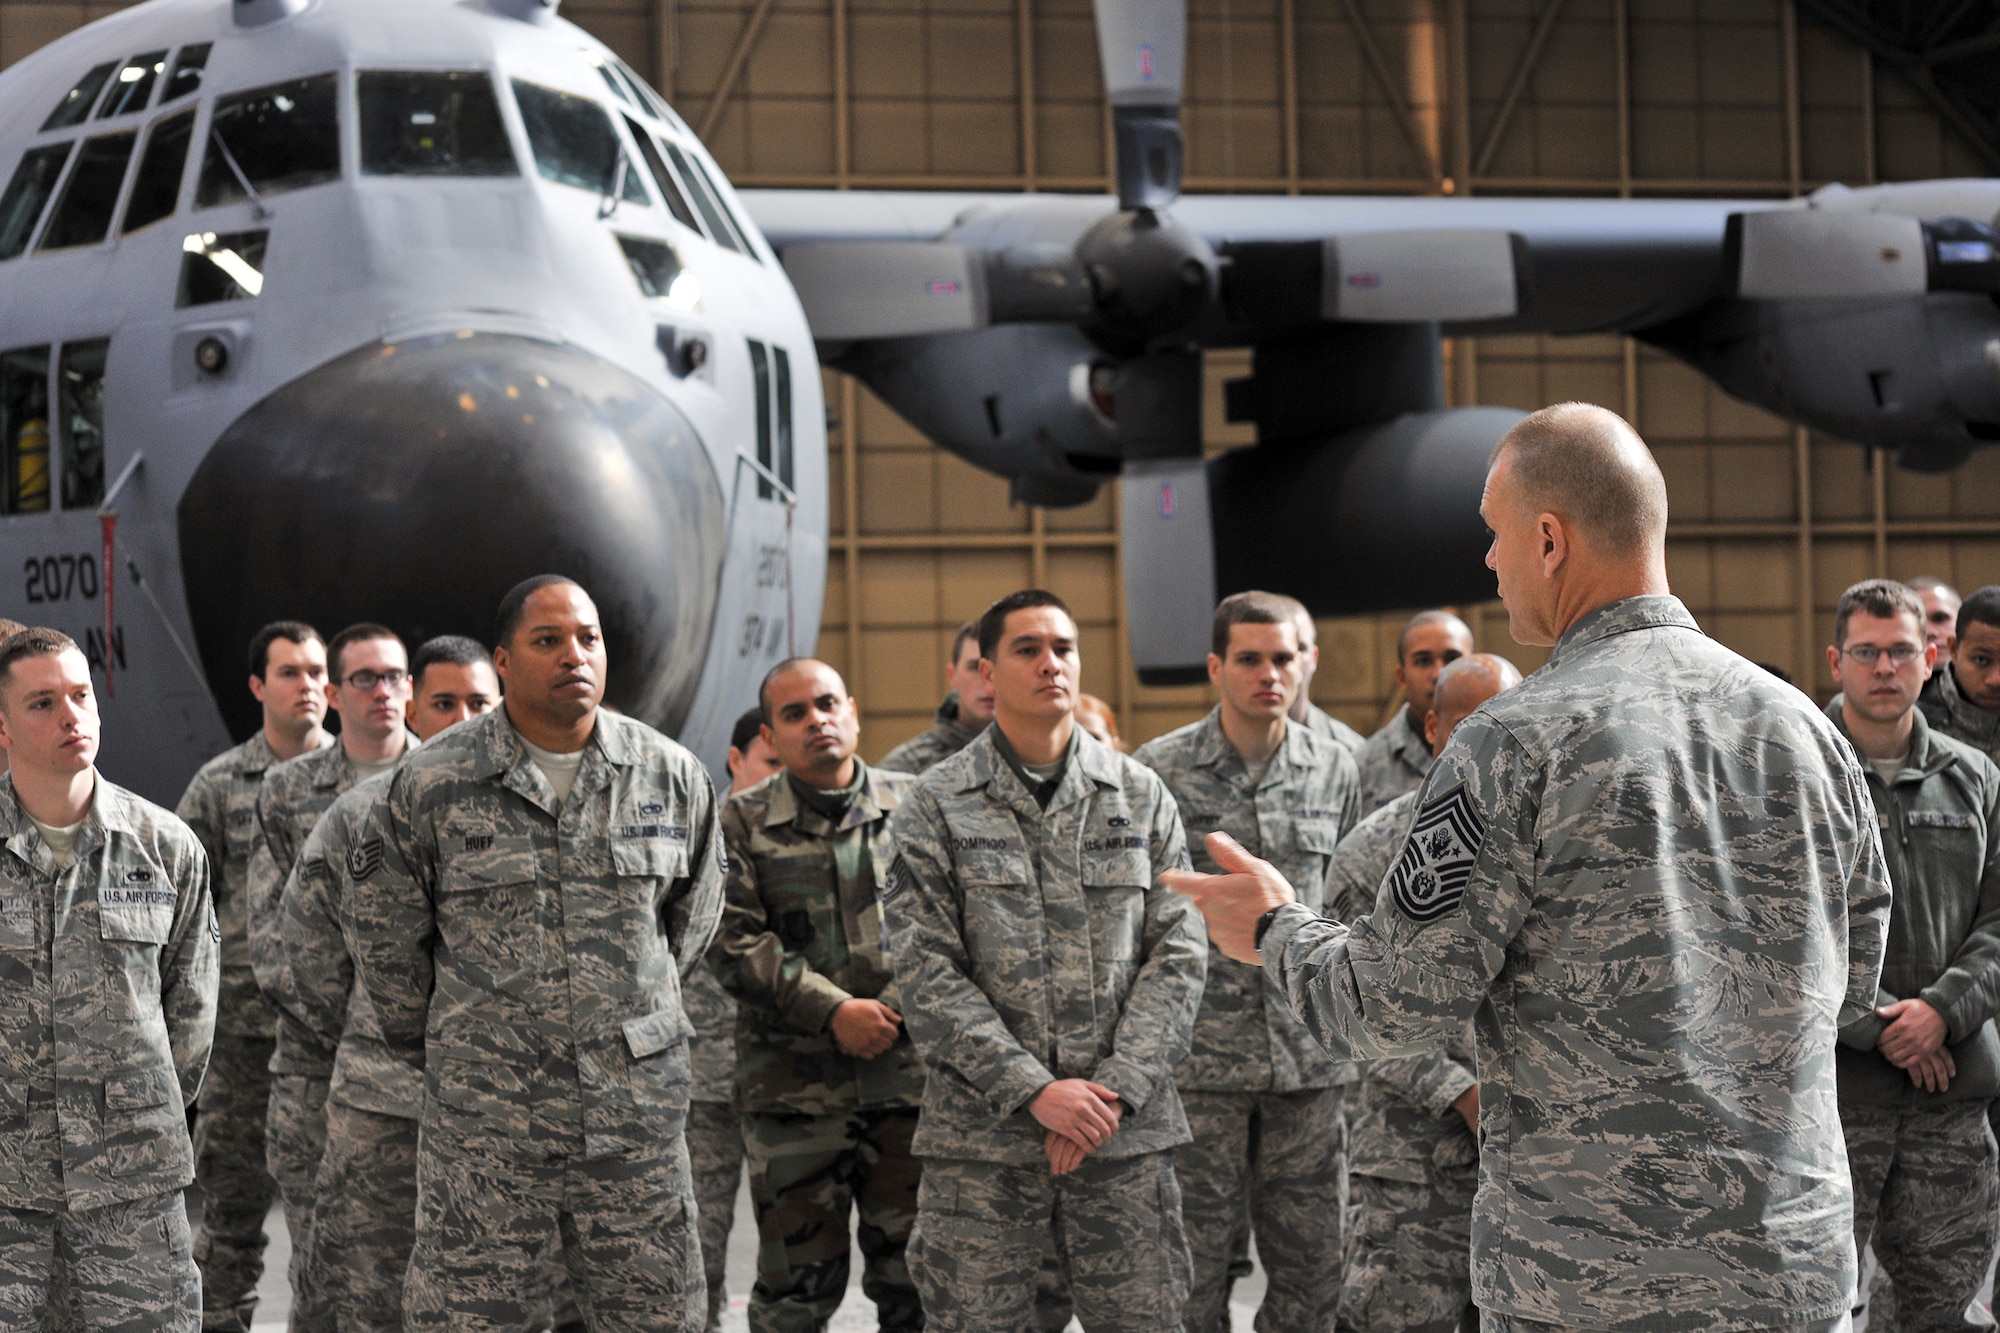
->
[1254, 905, 1284, 952]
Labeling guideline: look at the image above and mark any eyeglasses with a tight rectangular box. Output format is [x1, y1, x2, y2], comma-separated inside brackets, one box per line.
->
[341, 668, 409, 689]
[1840, 644, 1923, 666]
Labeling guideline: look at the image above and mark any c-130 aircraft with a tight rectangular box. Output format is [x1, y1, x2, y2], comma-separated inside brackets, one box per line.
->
[0, 0, 1989, 803]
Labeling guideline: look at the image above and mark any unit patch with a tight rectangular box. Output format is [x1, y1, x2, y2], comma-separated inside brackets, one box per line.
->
[1386, 782, 1484, 924]
[348, 836, 384, 882]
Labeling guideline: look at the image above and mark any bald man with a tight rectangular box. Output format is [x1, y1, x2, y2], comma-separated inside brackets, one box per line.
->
[1171, 403, 1891, 1333]
[1329, 655, 1519, 1333]
[1354, 611, 1473, 815]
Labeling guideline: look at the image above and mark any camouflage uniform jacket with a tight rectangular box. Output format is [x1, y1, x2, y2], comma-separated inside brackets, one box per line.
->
[879, 693, 982, 775]
[1326, 791, 1416, 925]
[1355, 704, 1431, 816]
[349, 707, 726, 1159]
[276, 768, 423, 1120]
[712, 763, 924, 1114]
[176, 730, 330, 1039]
[1920, 662, 2000, 766]
[1830, 698, 2000, 1106]
[884, 727, 1206, 1165]
[1301, 702, 1364, 758]
[1259, 595, 1894, 1333]
[0, 775, 218, 1211]
[250, 738, 376, 1075]
[1133, 708, 1357, 1091]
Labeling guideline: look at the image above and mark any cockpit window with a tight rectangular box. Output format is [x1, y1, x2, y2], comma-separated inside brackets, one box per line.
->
[623, 117, 699, 233]
[0, 144, 74, 260]
[98, 51, 167, 119]
[179, 229, 267, 306]
[122, 108, 195, 234]
[58, 339, 107, 509]
[360, 71, 516, 177]
[662, 141, 753, 259]
[609, 56, 690, 135]
[0, 347, 51, 514]
[591, 60, 633, 109]
[165, 44, 211, 102]
[42, 63, 117, 132]
[40, 131, 136, 250]
[615, 234, 684, 298]
[197, 74, 340, 208]
[511, 80, 647, 204]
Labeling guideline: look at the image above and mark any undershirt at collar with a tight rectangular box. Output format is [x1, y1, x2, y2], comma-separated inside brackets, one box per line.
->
[29, 815, 83, 869]
[521, 736, 587, 804]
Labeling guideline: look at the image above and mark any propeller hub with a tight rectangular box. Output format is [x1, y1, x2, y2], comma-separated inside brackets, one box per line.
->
[1076, 208, 1217, 353]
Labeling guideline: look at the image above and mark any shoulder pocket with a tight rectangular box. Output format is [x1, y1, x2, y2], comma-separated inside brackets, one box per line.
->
[438, 833, 538, 893]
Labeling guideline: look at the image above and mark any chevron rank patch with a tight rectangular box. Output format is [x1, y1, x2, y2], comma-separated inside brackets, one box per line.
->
[1386, 782, 1484, 925]
[347, 836, 384, 883]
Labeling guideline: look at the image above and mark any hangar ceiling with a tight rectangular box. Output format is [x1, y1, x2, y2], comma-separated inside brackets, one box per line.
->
[1797, 0, 2000, 174]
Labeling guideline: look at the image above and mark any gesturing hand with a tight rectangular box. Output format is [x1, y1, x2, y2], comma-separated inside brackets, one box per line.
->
[829, 999, 903, 1060]
[1030, 1080, 1124, 1152]
[1161, 832, 1298, 965]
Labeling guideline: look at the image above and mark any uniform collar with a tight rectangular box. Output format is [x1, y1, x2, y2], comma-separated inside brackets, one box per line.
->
[0, 771, 126, 871]
[763, 759, 903, 833]
[1936, 663, 2000, 745]
[1825, 694, 1958, 783]
[957, 725, 1120, 817]
[1190, 706, 1313, 789]
[475, 707, 624, 815]
[1547, 594, 1700, 669]
[1386, 703, 1428, 762]
[932, 692, 982, 746]
[240, 728, 333, 779]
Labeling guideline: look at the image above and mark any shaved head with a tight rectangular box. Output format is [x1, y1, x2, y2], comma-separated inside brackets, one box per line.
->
[1396, 610, 1472, 663]
[1491, 403, 1668, 558]
[1426, 653, 1523, 757]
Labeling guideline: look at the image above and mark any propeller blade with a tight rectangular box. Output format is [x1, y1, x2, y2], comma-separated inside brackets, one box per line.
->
[1121, 457, 1215, 685]
[781, 241, 1092, 340]
[1093, 0, 1185, 211]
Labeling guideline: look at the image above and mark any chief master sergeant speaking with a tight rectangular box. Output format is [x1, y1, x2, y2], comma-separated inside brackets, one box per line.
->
[1169, 402, 1894, 1333]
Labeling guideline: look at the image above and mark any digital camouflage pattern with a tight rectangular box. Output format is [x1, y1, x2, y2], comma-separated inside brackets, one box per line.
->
[0, 775, 217, 1214]
[907, 1152, 1190, 1333]
[685, 1101, 744, 1332]
[1842, 1101, 1999, 1333]
[179, 733, 317, 1332]
[1260, 596, 1894, 1332]
[712, 764, 923, 1114]
[879, 693, 982, 777]
[1326, 793, 1415, 924]
[0, 1190, 200, 1331]
[684, 964, 738, 1106]
[1175, 1089, 1341, 1333]
[1340, 1166, 1477, 1333]
[264, 1072, 332, 1332]
[883, 727, 1206, 1164]
[1133, 708, 1355, 1333]
[346, 706, 725, 1325]
[1300, 704, 1364, 759]
[1353, 705, 1431, 817]
[742, 1107, 922, 1333]
[1133, 708, 1357, 1092]
[1921, 663, 2000, 766]
[303, 1098, 418, 1333]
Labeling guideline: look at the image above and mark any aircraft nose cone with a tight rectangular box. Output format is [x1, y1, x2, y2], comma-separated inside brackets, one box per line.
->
[178, 331, 726, 741]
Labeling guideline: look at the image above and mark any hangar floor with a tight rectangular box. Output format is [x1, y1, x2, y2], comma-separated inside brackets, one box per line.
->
[238, 1175, 1272, 1330]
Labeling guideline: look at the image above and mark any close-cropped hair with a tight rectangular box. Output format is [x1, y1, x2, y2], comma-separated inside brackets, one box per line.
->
[412, 635, 490, 684]
[1959, 585, 2000, 643]
[977, 590, 1073, 661]
[249, 620, 322, 680]
[495, 574, 581, 648]
[1833, 579, 1926, 647]
[1492, 402, 1668, 556]
[1210, 591, 1295, 659]
[0, 627, 79, 700]
[729, 707, 766, 753]
[949, 621, 980, 666]
[327, 623, 403, 681]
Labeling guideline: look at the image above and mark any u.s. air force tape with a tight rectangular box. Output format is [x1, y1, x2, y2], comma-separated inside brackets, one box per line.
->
[1386, 782, 1484, 924]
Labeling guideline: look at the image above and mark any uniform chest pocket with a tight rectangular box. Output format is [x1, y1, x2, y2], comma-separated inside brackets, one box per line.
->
[99, 871, 176, 946]
[954, 845, 1035, 887]
[1294, 821, 1342, 856]
[0, 897, 32, 949]
[1082, 850, 1150, 962]
[611, 838, 689, 882]
[439, 834, 539, 894]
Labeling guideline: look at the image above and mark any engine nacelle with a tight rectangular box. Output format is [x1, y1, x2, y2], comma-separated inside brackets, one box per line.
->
[1653, 293, 2000, 472]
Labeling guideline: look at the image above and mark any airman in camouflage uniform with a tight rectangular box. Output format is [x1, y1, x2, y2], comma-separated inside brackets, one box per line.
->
[712, 662, 925, 1333]
[0, 632, 219, 1331]
[349, 577, 725, 1332]
[177, 621, 330, 1333]
[249, 627, 412, 1327]
[1133, 592, 1359, 1333]
[881, 623, 993, 778]
[886, 590, 1206, 1333]
[1825, 581, 2000, 1333]
[1920, 585, 2000, 766]
[1176, 410, 1894, 1333]
[1352, 613, 1472, 816]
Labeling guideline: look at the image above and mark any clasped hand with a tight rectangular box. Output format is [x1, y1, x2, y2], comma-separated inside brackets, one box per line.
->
[1876, 998, 1953, 1093]
[829, 998, 903, 1060]
[1033, 1080, 1123, 1176]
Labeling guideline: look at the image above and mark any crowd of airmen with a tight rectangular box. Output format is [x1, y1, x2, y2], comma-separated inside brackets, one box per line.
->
[5, 400, 2000, 1332]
